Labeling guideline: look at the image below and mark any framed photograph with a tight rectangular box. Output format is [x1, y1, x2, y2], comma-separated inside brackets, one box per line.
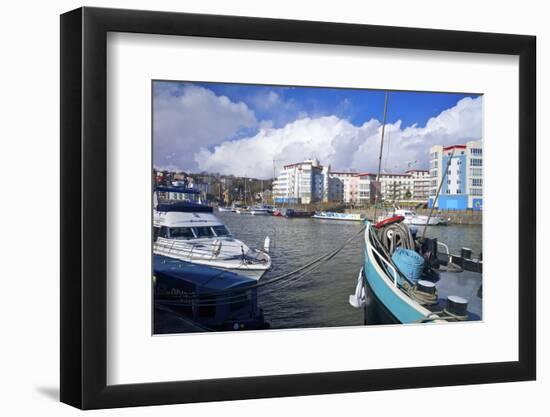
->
[60, 7, 536, 409]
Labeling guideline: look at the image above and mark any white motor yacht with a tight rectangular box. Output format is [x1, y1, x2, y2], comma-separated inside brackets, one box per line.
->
[249, 205, 271, 215]
[378, 209, 447, 226]
[153, 189, 271, 280]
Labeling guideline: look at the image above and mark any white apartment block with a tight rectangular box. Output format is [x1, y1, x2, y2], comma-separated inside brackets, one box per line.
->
[272, 158, 325, 204]
[428, 140, 483, 210]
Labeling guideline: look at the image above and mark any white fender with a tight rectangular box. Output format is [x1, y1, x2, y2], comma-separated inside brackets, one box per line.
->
[349, 267, 366, 308]
[263, 236, 271, 253]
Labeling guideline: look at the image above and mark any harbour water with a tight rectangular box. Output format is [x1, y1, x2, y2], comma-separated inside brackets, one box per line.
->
[216, 212, 482, 330]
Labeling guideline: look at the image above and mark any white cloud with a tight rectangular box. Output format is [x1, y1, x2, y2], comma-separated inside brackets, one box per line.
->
[194, 96, 482, 178]
[153, 84, 257, 170]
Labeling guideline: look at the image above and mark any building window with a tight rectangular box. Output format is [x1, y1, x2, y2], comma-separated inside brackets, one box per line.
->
[470, 158, 483, 166]
[470, 167, 483, 177]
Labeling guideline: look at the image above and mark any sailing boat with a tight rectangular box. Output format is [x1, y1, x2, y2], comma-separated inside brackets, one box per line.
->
[349, 92, 482, 324]
[236, 177, 251, 214]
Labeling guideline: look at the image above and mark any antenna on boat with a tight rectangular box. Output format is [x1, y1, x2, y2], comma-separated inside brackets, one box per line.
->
[373, 91, 389, 221]
[421, 149, 455, 240]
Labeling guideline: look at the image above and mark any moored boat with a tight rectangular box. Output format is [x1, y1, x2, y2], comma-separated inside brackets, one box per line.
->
[153, 187, 272, 280]
[349, 216, 482, 324]
[377, 209, 447, 226]
[313, 211, 363, 221]
[249, 205, 271, 215]
[154, 255, 269, 332]
[284, 208, 315, 218]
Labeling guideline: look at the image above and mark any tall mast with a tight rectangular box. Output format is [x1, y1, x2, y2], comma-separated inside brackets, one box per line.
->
[373, 91, 389, 220]
[422, 150, 454, 240]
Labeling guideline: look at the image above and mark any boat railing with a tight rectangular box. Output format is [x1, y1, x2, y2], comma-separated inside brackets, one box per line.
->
[154, 239, 266, 263]
[437, 241, 450, 255]
[368, 229, 399, 288]
[156, 240, 226, 260]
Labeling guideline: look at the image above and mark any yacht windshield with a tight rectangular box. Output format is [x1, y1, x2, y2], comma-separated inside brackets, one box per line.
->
[193, 227, 215, 238]
[212, 225, 231, 237]
[169, 227, 195, 239]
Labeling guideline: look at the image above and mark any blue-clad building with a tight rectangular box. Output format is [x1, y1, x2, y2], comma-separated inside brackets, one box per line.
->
[428, 140, 483, 211]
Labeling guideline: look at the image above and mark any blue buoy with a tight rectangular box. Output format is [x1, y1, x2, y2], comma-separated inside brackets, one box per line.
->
[391, 248, 425, 284]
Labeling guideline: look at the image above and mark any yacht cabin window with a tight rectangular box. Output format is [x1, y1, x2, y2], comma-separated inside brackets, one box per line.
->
[212, 225, 231, 237]
[192, 227, 215, 238]
[169, 227, 195, 239]
[153, 226, 170, 242]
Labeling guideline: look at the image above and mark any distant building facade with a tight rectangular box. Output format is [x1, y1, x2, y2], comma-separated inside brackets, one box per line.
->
[272, 158, 326, 204]
[428, 140, 483, 210]
[273, 158, 431, 205]
[358, 173, 416, 204]
[329, 171, 360, 203]
[407, 169, 431, 201]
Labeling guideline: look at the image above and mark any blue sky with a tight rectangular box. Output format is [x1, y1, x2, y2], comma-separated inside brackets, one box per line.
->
[153, 81, 483, 178]
[188, 82, 479, 129]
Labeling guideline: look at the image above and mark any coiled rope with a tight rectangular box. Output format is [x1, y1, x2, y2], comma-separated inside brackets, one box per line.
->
[372, 223, 439, 306]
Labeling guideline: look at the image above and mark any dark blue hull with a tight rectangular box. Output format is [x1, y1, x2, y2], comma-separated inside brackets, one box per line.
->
[153, 255, 269, 333]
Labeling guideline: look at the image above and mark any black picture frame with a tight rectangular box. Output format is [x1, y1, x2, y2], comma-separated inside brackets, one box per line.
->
[60, 6, 536, 410]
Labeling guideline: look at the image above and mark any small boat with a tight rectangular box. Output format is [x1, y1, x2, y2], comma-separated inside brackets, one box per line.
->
[154, 255, 269, 332]
[378, 209, 447, 226]
[249, 205, 271, 215]
[284, 209, 315, 218]
[153, 188, 271, 280]
[313, 211, 364, 221]
[272, 209, 284, 217]
[217, 206, 233, 212]
[349, 216, 482, 324]
[235, 206, 250, 214]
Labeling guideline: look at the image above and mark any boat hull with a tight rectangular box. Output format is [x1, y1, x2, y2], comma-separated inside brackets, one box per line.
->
[153, 251, 270, 280]
[405, 217, 445, 226]
[313, 212, 363, 221]
[363, 246, 429, 324]
[249, 210, 270, 215]
[153, 255, 269, 332]
[364, 272, 400, 325]
[285, 210, 314, 218]
[362, 224, 482, 324]
[154, 238, 271, 281]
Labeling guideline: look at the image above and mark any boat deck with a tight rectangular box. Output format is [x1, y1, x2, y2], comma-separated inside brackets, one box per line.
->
[431, 268, 482, 319]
